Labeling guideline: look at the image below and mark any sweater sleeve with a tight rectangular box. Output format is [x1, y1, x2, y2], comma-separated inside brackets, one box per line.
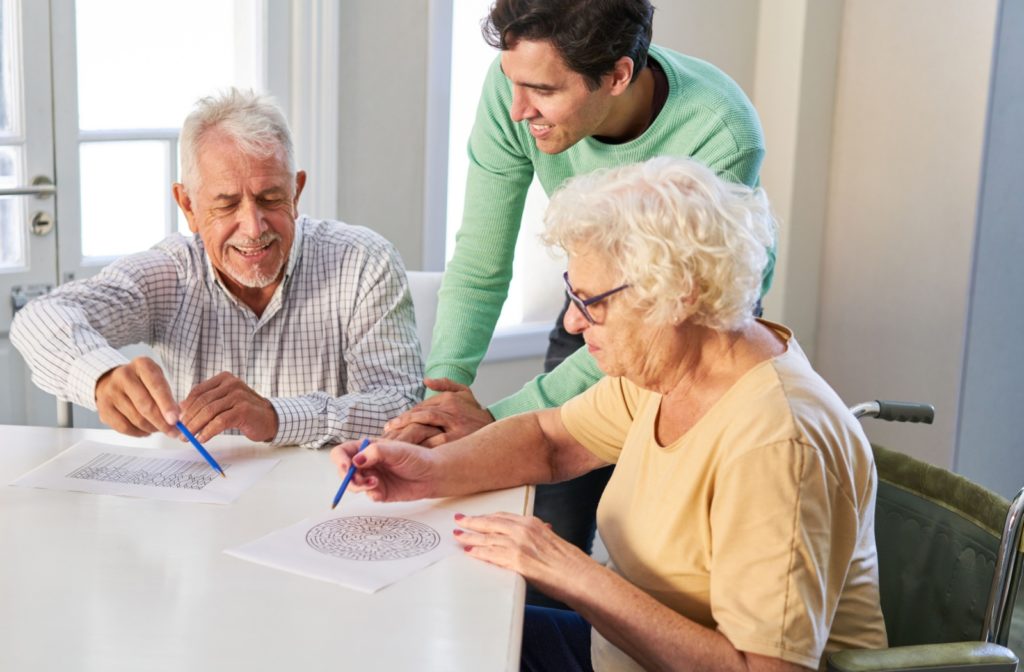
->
[488, 345, 603, 419]
[423, 57, 534, 387]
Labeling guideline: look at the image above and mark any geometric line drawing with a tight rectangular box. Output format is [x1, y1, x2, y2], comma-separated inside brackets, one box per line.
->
[67, 452, 227, 490]
[306, 516, 441, 561]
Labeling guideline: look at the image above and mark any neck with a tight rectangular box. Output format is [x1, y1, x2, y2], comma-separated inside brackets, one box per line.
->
[219, 273, 281, 318]
[594, 66, 656, 142]
[654, 323, 747, 398]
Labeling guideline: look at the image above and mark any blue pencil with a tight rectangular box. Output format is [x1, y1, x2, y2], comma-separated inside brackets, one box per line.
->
[332, 438, 370, 509]
[175, 421, 226, 477]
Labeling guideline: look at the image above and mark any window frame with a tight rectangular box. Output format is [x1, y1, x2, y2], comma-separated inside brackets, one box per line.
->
[423, 0, 554, 363]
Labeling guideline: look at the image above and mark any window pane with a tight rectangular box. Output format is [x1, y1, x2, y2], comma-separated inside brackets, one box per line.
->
[0, 0, 20, 136]
[446, 0, 564, 327]
[0, 145, 24, 269]
[76, 0, 262, 130]
[80, 141, 169, 259]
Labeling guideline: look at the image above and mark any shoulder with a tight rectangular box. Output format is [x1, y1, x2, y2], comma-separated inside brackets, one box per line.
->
[650, 43, 762, 134]
[299, 216, 399, 257]
[101, 234, 198, 283]
[296, 216, 407, 279]
[564, 375, 656, 423]
[711, 326, 874, 491]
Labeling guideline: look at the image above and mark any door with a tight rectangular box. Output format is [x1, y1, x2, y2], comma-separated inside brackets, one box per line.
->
[0, 0, 60, 425]
[1, 0, 279, 427]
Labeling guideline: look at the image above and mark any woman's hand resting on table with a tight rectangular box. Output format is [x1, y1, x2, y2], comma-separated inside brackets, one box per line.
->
[453, 511, 599, 606]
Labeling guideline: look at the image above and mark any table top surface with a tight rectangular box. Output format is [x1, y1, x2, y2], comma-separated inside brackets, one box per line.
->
[0, 425, 529, 672]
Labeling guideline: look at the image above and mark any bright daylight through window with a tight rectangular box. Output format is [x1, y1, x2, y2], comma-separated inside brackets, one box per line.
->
[74, 0, 263, 262]
[0, 0, 25, 270]
[446, 0, 564, 330]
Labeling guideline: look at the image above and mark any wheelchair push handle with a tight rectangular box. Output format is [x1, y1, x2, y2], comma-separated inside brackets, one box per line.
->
[850, 400, 935, 424]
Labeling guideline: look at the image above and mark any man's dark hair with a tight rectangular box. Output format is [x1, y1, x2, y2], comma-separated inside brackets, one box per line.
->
[483, 0, 655, 91]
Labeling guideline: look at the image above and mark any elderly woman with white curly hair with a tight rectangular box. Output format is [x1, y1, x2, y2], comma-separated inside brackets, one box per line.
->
[331, 156, 887, 672]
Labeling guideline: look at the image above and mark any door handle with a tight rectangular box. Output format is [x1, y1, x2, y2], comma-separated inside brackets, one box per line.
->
[0, 175, 55, 199]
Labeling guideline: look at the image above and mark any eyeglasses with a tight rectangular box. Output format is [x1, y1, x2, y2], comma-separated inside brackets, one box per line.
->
[563, 271, 630, 325]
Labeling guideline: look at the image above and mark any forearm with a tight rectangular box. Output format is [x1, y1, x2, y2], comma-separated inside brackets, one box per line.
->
[10, 300, 131, 408]
[489, 346, 605, 418]
[272, 385, 420, 449]
[424, 63, 533, 387]
[434, 412, 555, 494]
[423, 191, 524, 385]
[568, 565, 790, 672]
[429, 411, 560, 496]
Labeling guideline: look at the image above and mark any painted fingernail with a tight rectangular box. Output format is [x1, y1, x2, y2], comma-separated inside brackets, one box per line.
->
[463, 545, 473, 552]
[354, 454, 367, 466]
[454, 513, 465, 520]
[366, 477, 377, 487]
[453, 529, 463, 536]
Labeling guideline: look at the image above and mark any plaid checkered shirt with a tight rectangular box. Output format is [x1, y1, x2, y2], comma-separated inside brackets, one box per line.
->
[10, 216, 424, 448]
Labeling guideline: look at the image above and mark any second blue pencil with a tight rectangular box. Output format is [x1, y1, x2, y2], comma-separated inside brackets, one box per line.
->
[331, 438, 370, 509]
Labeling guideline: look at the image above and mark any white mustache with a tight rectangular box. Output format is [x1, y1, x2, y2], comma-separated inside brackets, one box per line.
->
[225, 232, 280, 250]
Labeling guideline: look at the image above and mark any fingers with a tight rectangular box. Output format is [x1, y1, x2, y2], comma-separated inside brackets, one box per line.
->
[134, 358, 180, 427]
[179, 372, 232, 421]
[97, 402, 152, 438]
[95, 359, 176, 437]
[179, 373, 277, 442]
[421, 432, 454, 449]
[383, 397, 448, 432]
[392, 423, 444, 446]
[456, 511, 531, 531]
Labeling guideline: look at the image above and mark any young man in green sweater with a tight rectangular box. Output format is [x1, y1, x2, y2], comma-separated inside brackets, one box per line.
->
[386, 0, 770, 582]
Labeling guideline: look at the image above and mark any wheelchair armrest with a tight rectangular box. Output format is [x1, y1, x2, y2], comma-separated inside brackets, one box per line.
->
[827, 642, 1018, 672]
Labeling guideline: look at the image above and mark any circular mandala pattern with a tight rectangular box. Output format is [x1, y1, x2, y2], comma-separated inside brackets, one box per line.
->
[306, 516, 441, 561]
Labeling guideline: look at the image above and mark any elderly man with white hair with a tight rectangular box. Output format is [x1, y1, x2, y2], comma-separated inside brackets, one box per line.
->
[12, 88, 423, 448]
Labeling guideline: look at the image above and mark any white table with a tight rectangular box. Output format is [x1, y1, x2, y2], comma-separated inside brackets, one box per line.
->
[0, 425, 531, 671]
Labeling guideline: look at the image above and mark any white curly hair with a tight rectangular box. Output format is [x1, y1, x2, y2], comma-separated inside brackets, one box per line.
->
[179, 88, 295, 192]
[541, 156, 776, 331]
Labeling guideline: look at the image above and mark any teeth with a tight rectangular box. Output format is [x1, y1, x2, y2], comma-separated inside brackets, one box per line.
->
[234, 244, 270, 257]
[530, 123, 552, 131]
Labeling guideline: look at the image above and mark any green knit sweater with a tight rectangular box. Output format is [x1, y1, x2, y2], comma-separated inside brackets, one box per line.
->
[426, 44, 770, 418]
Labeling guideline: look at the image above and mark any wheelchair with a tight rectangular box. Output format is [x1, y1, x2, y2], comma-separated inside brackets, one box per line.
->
[828, 400, 1024, 672]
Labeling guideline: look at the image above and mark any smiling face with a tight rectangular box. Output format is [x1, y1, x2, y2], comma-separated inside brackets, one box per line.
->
[500, 39, 626, 155]
[173, 131, 306, 314]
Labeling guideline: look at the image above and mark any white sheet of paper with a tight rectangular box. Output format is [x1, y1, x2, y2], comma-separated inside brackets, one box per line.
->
[225, 493, 462, 593]
[10, 440, 278, 504]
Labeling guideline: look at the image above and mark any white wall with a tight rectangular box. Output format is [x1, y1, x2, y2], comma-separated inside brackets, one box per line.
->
[954, 0, 1024, 498]
[335, 0, 429, 269]
[813, 0, 999, 469]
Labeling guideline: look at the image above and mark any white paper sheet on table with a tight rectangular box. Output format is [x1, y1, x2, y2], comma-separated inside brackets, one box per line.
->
[10, 440, 279, 504]
[225, 493, 462, 593]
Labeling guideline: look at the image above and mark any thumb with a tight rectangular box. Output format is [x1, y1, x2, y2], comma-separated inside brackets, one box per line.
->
[424, 377, 470, 393]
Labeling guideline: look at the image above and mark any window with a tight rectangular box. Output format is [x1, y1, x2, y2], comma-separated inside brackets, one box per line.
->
[0, 0, 25, 270]
[73, 0, 264, 264]
[445, 0, 565, 332]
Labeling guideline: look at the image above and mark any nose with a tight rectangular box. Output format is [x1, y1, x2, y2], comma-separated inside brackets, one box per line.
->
[237, 198, 268, 239]
[563, 300, 590, 335]
[509, 86, 534, 123]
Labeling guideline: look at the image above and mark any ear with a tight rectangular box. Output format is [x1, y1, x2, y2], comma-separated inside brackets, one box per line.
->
[172, 183, 199, 234]
[607, 56, 636, 96]
[292, 171, 307, 216]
